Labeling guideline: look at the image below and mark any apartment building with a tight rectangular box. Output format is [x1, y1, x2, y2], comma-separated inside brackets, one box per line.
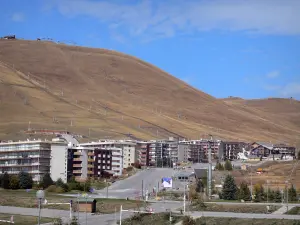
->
[94, 148, 112, 178]
[136, 141, 151, 166]
[148, 138, 179, 167]
[0, 140, 51, 182]
[179, 139, 222, 162]
[50, 138, 69, 183]
[79, 140, 136, 176]
[67, 146, 95, 181]
[177, 143, 189, 163]
[219, 141, 248, 160]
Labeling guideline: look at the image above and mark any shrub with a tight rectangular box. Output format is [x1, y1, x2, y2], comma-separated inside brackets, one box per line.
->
[288, 184, 297, 202]
[68, 182, 82, 191]
[238, 182, 251, 201]
[41, 173, 53, 189]
[56, 178, 69, 192]
[254, 183, 265, 202]
[126, 166, 134, 172]
[1, 172, 10, 189]
[182, 216, 196, 225]
[46, 185, 57, 193]
[70, 216, 80, 225]
[9, 175, 20, 189]
[131, 161, 141, 169]
[32, 182, 42, 190]
[224, 160, 233, 171]
[55, 186, 65, 193]
[52, 218, 63, 225]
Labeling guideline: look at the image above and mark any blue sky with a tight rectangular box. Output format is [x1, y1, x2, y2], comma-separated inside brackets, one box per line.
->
[1, 0, 300, 99]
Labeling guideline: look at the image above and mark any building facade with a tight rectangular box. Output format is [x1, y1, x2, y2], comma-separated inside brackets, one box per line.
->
[148, 138, 179, 167]
[177, 144, 190, 163]
[220, 141, 248, 160]
[67, 146, 95, 181]
[50, 139, 69, 183]
[272, 144, 296, 156]
[79, 140, 136, 176]
[0, 140, 51, 182]
[136, 141, 151, 166]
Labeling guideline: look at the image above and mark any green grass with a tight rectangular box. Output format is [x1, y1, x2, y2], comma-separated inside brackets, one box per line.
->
[187, 203, 280, 214]
[121, 212, 181, 225]
[0, 189, 73, 210]
[286, 207, 300, 215]
[95, 198, 148, 214]
[0, 213, 53, 225]
[0, 189, 146, 214]
[122, 214, 300, 225]
[194, 217, 300, 225]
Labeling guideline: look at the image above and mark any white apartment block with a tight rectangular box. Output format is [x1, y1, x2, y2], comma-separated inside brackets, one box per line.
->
[50, 138, 68, 183]
[0, 140, 51, 182]
[50, 134, 80, 183]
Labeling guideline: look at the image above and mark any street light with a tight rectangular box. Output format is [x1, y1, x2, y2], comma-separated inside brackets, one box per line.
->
[285, 180, 289, 211]
[266, 180, 270, 203]
[36, 190, 45, 225]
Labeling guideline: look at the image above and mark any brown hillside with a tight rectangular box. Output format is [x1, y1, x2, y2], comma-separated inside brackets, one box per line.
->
[0, 39, 300, 143]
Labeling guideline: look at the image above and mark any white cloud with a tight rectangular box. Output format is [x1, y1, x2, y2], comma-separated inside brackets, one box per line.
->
[263, 82, 300, 98]
[266, 71, 280, 79]
[279, 83, 300, 97]
[50, 0, 300, 41]
[11, 12, 25, 22]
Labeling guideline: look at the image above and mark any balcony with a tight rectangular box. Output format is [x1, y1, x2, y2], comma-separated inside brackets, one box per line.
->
[87, 171, 93, 174]
[73, 158, 81, 161]
[87, 164, 94, 168]
[74, 152, 81, 156]
[73, 164, 82, 168]
[88, 152, 94, 156]
[73, 170, 81, 174]
[88, 159, 94, 162]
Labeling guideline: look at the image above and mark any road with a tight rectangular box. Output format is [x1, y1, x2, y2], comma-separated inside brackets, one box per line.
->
[96, 168, 176, 199]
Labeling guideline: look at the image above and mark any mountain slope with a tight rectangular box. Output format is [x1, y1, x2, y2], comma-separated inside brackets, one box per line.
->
[0, 39, 300, 143]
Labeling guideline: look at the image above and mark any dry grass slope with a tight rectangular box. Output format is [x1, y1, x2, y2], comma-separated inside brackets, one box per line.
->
[0, 39, 300, 143]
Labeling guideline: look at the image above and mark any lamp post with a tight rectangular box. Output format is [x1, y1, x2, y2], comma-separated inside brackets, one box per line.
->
[250, 165, 253, 202]
[267, 180, 269, 204]
[36, 190, 45, 225]
[285, 180, 289, 211]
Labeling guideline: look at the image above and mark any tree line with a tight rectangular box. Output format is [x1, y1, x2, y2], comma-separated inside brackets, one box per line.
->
[220, 174, 298, 202]
[0, 172, 92, 193]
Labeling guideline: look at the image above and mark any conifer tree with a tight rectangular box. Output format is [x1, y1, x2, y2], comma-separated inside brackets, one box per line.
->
[224, 160, 233, 171]
[238, 182, 251, 201]
[19, 171, 33, 189]
[222, 174, 237, 200]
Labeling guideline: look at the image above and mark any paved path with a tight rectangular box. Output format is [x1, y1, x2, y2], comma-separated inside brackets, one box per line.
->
[272, 205, 294, 214]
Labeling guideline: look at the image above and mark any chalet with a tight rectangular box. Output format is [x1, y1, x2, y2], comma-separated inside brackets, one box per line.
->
[250, 142, 273, 157]
[272, 144, 296, 156]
